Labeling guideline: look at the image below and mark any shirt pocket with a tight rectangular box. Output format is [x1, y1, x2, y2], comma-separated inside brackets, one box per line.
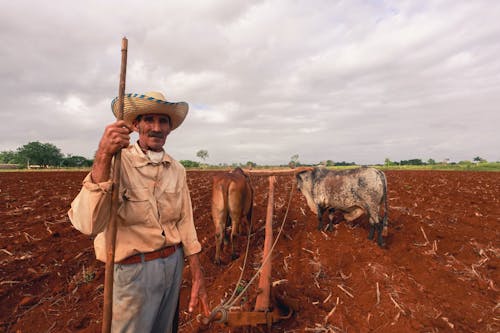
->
[118, 187, 153, 226]
[157, 191, 182, 225]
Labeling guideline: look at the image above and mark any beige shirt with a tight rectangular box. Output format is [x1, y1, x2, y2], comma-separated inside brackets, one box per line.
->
[68, 143, 202, 262]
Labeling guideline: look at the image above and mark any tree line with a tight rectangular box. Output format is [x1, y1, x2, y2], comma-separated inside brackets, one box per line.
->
[384, 156, 489, 166]
[0, 144, 492, 169]
[0, 141, 93, 168]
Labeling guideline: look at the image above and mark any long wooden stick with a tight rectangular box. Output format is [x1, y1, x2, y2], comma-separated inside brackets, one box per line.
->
[254, 176, 276, 311]
[102, 37, 128, 333]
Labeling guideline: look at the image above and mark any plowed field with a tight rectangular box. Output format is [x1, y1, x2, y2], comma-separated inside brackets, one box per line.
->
[0, 170, 499, 332]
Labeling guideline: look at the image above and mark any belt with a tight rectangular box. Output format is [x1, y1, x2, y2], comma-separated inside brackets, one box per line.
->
[118, 244, 180, 265]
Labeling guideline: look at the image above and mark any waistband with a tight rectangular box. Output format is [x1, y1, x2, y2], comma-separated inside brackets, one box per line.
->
[117, 244, 181, 265]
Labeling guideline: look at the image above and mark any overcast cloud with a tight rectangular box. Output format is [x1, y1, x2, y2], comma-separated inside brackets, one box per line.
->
[1, 0, 499, 165]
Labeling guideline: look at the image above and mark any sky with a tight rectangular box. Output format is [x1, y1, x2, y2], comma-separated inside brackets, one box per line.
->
[1, 0, 499, 165]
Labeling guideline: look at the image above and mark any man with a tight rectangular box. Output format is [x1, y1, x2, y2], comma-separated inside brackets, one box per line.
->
[68, 91, 210, 332]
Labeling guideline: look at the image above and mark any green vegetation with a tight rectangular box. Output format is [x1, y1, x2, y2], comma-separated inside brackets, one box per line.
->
[0, 141, 93, 169]
[377, 162, 500, 172]
[2, 142, 499, 171]
[289, 154, 300, 168]
[379, 157, 500, 171]
[196, 149, 209, 162]
[180, 160, 200, 168]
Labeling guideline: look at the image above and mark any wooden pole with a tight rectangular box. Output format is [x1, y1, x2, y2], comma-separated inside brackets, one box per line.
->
[255, 176, 276, 311]
[102, 37, 128, 333]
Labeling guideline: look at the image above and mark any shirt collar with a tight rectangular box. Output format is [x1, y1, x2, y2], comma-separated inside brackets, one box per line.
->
[131, 142, 172, 168]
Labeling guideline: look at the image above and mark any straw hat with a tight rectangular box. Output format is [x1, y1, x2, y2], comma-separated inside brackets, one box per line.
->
[111, 91, 188, 130]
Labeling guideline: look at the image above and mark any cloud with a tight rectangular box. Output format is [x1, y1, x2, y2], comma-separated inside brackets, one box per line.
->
[1, 0, 499, 164]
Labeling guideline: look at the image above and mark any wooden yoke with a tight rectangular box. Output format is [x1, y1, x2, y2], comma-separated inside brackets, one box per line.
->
[102, 37, 128, 333]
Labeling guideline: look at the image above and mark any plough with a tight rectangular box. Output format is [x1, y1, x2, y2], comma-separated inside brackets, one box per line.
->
[200, 175, 296, 331]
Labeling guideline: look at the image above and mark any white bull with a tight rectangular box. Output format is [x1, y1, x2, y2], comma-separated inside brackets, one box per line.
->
[296, 167, 388, 247]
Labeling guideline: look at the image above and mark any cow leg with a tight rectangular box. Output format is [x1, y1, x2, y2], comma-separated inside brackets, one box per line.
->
[230, 234, 239, 260]
[328, 208, 340, 225]
[316, 205, 325, 230]
[367, 207, 380, 242]
[213, 211, 227, 265]
[368, 223, 375, 241]
[214, 233, 222, 265]
[229, 211, 241, 260]
[327, 208, 337, 231]
[376, 223, 386, 248]
[367, 210, 385, 247]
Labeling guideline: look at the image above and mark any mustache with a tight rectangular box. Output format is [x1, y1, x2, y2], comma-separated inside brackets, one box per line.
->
[147, 131, 165, 138]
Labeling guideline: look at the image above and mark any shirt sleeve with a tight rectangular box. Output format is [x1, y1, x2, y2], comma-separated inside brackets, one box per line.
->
[176, 170, 202, 257]
[68, 172, 113, 236]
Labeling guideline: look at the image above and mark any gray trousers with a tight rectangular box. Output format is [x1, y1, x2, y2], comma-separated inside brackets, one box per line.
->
[112, 247, 184, 333]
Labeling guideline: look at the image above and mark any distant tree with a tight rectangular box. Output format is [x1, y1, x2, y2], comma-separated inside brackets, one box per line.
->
[16, 141, 63, 167]
[335, 161, 356, 166]
[384, 158, 397, 166]
[246, 161, 256, 169]
[473, 156, 486, 163]
[400, 159, 424, 166]
[427, 158, 436, 165]
[326, 160, 335, 167]
[289, 154, 299, 168]
[180, 160, 200, 168]
[0, 150, 21, 164]
[196, 149, 209, 162]
[62, 155, 93, 167]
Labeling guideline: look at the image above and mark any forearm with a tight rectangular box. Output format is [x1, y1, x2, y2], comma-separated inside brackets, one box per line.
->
[69, 120, 129, 235]
[91, 151, 113, 183]
[187, 252, 210, 315]
[187, 253, 204, 279]
[68, 173, 113, 235]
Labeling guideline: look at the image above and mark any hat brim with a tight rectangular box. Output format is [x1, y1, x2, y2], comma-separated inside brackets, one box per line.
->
[111, 93, 188, 130]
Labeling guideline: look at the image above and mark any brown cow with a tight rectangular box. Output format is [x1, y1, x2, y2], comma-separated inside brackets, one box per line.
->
[212, 167, 253, 264]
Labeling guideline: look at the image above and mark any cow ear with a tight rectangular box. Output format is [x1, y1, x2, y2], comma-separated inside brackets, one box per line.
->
[295, 169, 310, 182]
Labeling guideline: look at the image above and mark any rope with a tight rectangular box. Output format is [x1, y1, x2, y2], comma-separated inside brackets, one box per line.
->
[217, 174, 297, 311]
[223, 179, 256, 306]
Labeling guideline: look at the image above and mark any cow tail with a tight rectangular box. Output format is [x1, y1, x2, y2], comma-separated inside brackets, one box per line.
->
[222, 182, 230, 228]
[379, 170, 389, 237]
[247, 180, 254, 234]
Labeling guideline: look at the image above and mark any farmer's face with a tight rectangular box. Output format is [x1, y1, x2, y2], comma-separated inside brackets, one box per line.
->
[134, 114, 171, 152]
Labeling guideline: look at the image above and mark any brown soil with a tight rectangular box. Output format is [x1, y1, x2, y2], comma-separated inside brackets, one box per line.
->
[0, 170, 499, 332]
